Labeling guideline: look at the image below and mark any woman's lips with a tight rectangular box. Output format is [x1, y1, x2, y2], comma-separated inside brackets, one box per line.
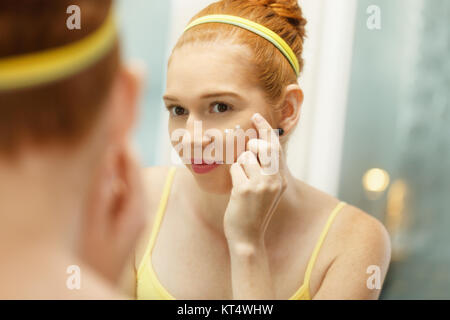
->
[190, 159, 221, 174]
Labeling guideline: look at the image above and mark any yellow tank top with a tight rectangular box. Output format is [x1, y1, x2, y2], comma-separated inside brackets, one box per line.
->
[136, 167, 347, 300]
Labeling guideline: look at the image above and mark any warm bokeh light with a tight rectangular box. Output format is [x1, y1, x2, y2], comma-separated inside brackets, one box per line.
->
[362, 168, 390, 193]
[385, 179, 409, 261]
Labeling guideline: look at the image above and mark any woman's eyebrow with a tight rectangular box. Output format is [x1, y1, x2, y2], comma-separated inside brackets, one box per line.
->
[163, 95, 178, 102]
[164, 91, 244, 102]
[200, 91, 243, 100]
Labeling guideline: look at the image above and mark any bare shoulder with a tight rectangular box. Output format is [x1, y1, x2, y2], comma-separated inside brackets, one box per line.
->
[336, 204, 391, 261]
[310, 201, 392, 299]
[301, 182, 390, 258]
[294, 181, 391, 264]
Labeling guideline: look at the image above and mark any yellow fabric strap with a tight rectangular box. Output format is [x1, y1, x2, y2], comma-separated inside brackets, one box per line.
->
[137, 167, 177, 278]
[0, 10, 117, 91]
[184, 14, 300, 77]
[302, 201, 347, 289]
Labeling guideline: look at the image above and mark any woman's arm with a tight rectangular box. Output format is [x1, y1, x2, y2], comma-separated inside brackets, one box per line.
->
[224, 113, 287, 299]
[312, 214, 391, 300]
[228, 239, 276, 300]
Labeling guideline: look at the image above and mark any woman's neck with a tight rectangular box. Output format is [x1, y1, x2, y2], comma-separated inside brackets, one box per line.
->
[182, 165, 304, 241]
[0, 154, 86, 250]
[0, 149, 104, 298]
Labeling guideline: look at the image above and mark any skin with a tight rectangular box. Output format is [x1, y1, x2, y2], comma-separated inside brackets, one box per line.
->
[0, 63, 146, 299]
[131, 42, 392, 300]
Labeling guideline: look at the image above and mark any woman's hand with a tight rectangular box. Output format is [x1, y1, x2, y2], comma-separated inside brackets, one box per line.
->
[224, 113, 288, 246]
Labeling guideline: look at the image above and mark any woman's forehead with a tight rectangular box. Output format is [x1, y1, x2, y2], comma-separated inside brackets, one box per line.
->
[167, 43, 256, 89]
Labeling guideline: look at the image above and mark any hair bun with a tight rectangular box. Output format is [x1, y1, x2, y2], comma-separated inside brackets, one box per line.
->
[250, 0, 307, 35]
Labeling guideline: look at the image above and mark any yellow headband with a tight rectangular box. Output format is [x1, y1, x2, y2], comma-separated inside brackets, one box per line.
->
[0, 10, 117, 91]
[184, 14, 300, 77]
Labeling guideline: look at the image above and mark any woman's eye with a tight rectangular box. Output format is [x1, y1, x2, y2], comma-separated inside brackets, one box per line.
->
[170, 106, 187, 116]
[211, 103, 231, 113]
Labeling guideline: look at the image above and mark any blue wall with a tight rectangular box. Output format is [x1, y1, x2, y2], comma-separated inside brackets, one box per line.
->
[117, 0, 171, 166]
[339, 0, 450, 299]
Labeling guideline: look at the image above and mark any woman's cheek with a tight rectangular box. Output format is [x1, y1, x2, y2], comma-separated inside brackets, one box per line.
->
[168, 125, 188, 161]
[222, 125, 256, 164]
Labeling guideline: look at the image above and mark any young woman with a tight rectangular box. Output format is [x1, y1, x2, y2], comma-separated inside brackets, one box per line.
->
[134, 0, 391, 300]
[0, 0, 146, 299]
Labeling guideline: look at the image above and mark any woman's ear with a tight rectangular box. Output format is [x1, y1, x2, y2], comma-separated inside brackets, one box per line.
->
[107, 60, 147, 145]
[277, 84, 304, 137]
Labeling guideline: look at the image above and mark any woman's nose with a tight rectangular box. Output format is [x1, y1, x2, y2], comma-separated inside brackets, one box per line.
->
[183, 116, 214, 149]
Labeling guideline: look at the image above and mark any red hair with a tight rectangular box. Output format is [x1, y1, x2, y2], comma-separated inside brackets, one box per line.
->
[172, 0, 307, 108]
[0, 0, 119, 157]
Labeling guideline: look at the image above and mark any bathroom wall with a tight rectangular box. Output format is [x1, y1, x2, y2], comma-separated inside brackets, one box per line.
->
[339, 0, 450, 299]
[117, 0, 171, 166]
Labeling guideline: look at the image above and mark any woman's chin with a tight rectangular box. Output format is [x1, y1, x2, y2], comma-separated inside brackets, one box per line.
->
[188, 164, 232, 194]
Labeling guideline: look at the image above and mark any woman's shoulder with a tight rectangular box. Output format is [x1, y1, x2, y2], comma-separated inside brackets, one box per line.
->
[300, 181, 389, 251]
[297, 185, 391, 297]
[296, 181, 390, 262]
[337, 203, 391, 259]
[320, 197, 391, 289]
[321, 196, 390, 259]
[318, 202, 391, 298]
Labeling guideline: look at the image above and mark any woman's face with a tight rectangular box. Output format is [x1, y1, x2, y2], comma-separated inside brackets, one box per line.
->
[164, 42, 276, 194]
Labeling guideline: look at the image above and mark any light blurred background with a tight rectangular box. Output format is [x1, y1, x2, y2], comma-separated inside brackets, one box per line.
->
[117, 0, 450, 299]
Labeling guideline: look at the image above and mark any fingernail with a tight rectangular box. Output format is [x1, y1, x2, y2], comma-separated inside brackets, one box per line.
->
[253, 113, 262, 123]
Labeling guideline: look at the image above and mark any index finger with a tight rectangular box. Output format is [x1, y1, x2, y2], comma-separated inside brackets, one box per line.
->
[251, 113, 279, 143]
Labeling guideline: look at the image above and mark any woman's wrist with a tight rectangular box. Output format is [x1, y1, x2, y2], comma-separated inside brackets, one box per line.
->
[227, 235, 275, 300]
[227, 236, 266, 257]
[224, 222, 266, 246]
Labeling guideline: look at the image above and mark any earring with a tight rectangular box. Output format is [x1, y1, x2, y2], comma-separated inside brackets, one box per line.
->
[278, 128, 285, 136]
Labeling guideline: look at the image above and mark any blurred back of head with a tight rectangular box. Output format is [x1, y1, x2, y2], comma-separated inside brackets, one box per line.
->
[0, 0, 120, 157]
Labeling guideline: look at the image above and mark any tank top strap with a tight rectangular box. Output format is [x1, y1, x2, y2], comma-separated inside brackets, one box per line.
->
[137, 167, 177, 277]
[302, 201, 347, 289]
